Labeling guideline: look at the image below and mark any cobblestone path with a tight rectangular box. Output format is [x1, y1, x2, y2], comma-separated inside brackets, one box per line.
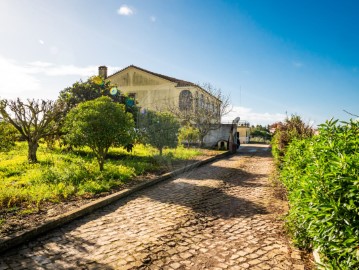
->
[0, 145, 308, 269]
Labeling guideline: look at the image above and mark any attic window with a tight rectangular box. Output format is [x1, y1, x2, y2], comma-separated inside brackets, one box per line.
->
[179, 90, 193, 111]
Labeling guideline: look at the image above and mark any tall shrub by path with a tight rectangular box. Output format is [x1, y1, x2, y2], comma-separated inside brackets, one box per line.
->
[64, 96, 135, 171]
[271, 114, 313, 165]
[280, 119, 359, 269]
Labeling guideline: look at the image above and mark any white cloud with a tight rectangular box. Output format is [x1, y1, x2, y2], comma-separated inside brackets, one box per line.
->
[117, 5, 134, 16]
[0, 55, 41, 98]
[38, 39, 44, 45]
[0, 55, 121, 100]
[150, 16, 156, 22]
[222, 106, 286, 126]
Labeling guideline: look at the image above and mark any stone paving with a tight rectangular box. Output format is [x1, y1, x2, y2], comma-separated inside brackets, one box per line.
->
[0, 145, 308, 269]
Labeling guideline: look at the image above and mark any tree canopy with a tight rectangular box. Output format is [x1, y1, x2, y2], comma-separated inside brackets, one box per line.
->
[64, 96, 135, 170]
[138, 111, 180, 155]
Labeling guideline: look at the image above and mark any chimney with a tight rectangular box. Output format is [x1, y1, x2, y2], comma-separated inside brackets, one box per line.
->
[98, 66, 108, 79]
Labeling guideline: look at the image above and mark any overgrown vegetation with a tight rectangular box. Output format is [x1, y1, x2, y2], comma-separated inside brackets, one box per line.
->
[275, 119, 359, 269]
[249, 125, 272, 143]
[0, 121, 18, 152]
[271, 114, 313, 164]
[0, 142, 202, 212]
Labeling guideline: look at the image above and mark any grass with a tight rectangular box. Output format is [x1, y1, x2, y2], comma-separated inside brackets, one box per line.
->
[0, 142, 204, 212]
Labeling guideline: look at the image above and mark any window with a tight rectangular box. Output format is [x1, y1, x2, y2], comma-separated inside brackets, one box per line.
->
[179, 90, 193, 111]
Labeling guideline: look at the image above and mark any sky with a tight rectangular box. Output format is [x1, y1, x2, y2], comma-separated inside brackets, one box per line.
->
[0, 0, 358, 126]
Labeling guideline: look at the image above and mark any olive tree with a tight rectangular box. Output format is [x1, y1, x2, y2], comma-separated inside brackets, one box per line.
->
[0, 98, 65, 162]
[64, 96, 134, 170]
[138, 111, 180, 155]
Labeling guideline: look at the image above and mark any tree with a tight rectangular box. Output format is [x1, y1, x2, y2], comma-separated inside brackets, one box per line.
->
[64, 96, 134, 171]
[167, 83, 231, 146]
[138, 111, 180, 155]
[178, 125, 200, 148]
[250, 125, 272, 142]
[0, 121, 18, 152]
[58, 76, 138, 114]
[0, 98, 65, 162]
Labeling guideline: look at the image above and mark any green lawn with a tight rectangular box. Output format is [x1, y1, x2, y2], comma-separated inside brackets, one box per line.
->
[0, 142, 202, 212]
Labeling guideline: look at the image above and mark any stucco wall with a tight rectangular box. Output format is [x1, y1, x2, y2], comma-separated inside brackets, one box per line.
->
[106, 66, 220, 115]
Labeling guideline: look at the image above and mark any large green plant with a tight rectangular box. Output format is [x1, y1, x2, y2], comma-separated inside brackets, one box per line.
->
[280, 119, 359, 269]
[271, 114, 313, 165]
[138, 111, 180, 155]
[0, 121, 18, 152]
[64, 97, 135, 170]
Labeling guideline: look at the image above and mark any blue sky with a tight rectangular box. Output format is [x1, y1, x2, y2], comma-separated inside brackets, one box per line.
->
[0, 0, 358, 126]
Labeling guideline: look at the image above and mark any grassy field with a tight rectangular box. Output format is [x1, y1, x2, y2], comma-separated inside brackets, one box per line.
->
[0, 142, 203, 214]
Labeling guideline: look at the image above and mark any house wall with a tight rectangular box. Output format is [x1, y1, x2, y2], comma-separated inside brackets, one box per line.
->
[203, 124, 233, 147]
[237, 126, 250, 143]
[106, 66, 221, 117]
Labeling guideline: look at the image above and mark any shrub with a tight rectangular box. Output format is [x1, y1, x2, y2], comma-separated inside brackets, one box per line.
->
[271, 114, 313, 165]
[0, 121, 18, 152]
[280, 119, 359, 269]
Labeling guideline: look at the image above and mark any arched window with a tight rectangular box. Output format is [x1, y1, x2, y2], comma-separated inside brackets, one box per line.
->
[179, 90, 193, 111]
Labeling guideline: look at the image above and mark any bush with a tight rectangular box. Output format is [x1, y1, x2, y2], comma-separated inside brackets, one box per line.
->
[271, 114, 313, 165]
[0, 121, 18, 152]
[280, 119, 359, 269]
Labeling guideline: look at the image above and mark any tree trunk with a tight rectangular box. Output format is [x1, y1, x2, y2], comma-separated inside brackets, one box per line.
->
[28, 140, 38, 163]
[159, 147, 163, 155]
[99, 160, 104, 171]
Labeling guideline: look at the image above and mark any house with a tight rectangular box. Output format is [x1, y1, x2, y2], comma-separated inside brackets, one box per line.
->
[237, 121, 250, 143]
[99, 65, 221, 122]
[99, 65, 243, 149]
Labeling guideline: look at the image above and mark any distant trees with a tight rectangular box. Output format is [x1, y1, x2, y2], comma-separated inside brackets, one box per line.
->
[138, 111, 180, 155]
[167, 83, 231, 146]
[64, 97, 134, 171]
[0, 98, 65, 162]
[250, 125, 271, 142]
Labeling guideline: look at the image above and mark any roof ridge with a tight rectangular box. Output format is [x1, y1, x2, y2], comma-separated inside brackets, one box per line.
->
[108, 65, 197, 87]
[106, 65, 221, 102]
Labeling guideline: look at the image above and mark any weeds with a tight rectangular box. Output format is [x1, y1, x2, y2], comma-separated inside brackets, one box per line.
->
[0, 142, 203, 212]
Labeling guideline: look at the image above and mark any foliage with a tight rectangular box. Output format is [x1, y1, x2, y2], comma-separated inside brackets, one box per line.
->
[271, 114, 313, 165]
[0, 98, 65, 163]
[178, 125, 200, 147]
[138, 111, 180, 155]
[0, 121, 19, 152]
[250, 125, 272, 143]
[64, 97, 135, 170]
[58, 76, 138, 115]
[279, 119, 359, 269]
[0, 142, 202, 212]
